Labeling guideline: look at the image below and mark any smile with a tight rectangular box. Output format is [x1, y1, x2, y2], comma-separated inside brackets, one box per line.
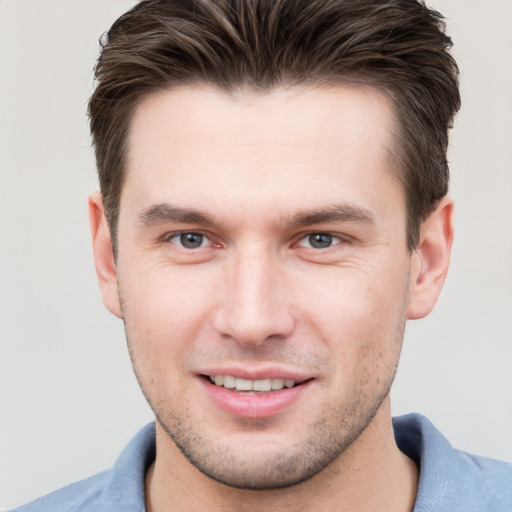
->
[208, 375, 297, 392]
[200, 373, 312, 418]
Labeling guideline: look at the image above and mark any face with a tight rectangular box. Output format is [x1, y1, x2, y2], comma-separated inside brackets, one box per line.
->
[112, 85, 415, 489]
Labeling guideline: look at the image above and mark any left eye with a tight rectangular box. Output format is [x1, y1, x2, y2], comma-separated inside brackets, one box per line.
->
[169, 232, 209, 249]
[297, 233, 341, 249]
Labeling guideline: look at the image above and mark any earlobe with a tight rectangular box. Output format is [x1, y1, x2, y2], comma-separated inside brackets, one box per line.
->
[88, 192, 123, 319]
[407, 197, 454, 320]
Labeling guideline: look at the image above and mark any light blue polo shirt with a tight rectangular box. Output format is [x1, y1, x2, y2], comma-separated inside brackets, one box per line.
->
[9, 414, 512, 511]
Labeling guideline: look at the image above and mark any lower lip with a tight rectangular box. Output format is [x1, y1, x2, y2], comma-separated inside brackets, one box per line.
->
[198, 377, 312, 419]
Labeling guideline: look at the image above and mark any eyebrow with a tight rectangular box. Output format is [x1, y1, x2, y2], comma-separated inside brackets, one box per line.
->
[289, 204, 376, 227]
[138, 202, 375, 228]
[139, 204, 216, 227]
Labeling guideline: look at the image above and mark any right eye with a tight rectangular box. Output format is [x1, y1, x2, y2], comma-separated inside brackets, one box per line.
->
[167, 232, 210, 249]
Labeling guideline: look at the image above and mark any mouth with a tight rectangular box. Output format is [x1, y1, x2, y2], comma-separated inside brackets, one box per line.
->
[204, 374, 303, 392]
[197, 369, 313, 418]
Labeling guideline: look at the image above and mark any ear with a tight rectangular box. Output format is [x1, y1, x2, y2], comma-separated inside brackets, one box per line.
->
[407, 197, 454, 320]
[88, 191, 123, 319]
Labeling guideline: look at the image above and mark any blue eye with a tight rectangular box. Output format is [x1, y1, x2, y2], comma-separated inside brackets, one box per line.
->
[298, 233, 341, 249]
[170, 232, 207, 249]
[308, 233, 333, 248]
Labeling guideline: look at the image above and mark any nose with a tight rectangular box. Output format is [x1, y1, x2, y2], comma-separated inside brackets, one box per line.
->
[213, 249, 295, 346]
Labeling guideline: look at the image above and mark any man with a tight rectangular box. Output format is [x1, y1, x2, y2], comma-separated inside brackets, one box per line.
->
[10, 0, 511, 511]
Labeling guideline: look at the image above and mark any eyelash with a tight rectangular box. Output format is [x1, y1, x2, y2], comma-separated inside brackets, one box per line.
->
[295, 232, 345, 250]
[164, 231, 215, 250]
[163, 231, 348, 251]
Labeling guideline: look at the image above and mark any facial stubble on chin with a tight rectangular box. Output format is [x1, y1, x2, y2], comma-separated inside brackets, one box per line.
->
[119, 289, 408, 491]
[125, 346, 404, 490]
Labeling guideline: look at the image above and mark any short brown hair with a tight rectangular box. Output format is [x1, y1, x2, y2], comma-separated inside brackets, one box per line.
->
[88, 0, 460, 252]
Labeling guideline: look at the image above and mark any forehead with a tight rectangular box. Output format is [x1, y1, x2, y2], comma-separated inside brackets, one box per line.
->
[128, 84, 395, 155]
[123, 84, 401, 220]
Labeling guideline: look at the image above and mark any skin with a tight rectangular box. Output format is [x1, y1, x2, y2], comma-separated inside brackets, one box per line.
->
[90, 85, 453, 512]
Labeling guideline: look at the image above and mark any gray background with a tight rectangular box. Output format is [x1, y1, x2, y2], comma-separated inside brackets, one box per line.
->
[1, 0, 511, 509]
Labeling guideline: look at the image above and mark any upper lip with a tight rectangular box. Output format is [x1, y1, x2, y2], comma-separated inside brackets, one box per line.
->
[197, 366, 313, 383]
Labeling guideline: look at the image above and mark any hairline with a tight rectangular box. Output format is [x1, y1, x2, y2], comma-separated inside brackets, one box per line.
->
[107, 78, 417, 258]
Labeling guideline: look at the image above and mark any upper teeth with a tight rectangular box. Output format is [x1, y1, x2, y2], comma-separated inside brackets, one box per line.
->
[209, 375, 296, 391]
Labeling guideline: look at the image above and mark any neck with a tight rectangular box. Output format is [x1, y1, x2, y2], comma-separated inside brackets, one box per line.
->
[145, 399, 418, 512]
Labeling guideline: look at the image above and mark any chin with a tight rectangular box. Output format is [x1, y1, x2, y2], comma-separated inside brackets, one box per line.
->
[153, 395, 383, 491]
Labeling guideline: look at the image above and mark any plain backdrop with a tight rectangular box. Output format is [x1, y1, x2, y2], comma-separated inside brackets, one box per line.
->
[1, 0, 511, 509]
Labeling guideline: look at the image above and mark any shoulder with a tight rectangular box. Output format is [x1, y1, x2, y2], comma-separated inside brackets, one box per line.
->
[8, 423, 155, 512]
[394, 413, 512, 512]
[6, 471, 110, 512]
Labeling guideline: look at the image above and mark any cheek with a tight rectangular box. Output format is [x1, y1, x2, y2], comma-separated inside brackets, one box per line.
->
[123, 260, 217, 320]
[119, 265, 219, 373]
[293, 264, 409, 358]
